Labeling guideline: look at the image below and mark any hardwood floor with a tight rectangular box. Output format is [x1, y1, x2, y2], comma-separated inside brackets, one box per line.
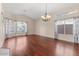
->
[2, 35, 79, 56]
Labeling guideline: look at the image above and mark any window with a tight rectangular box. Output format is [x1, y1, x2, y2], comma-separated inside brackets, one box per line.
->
[5, 20, 15, 35]
[56, 19, 73, 34]
[65, 24, 73, 34]
[57, 25, 64, 34]
[5, 19, 27, 37]
[17, 22, 27, 33]
[64, 19, 73, 34]
[56, 20, 64, 34]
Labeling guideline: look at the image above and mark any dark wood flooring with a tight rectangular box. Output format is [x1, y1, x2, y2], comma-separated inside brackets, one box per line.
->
[2, 35, 79, 56]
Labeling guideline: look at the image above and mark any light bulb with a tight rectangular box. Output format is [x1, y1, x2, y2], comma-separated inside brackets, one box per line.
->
[41, 16, 45, 19]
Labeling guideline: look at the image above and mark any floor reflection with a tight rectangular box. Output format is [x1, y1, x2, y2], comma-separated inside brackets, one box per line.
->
[2, 35, 79, 56]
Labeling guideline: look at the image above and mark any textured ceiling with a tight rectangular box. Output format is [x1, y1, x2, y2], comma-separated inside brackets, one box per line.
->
[2, 3, 79, 20]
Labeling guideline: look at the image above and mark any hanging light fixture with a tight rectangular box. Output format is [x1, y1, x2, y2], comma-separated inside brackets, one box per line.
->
[41, 3, 51, 22]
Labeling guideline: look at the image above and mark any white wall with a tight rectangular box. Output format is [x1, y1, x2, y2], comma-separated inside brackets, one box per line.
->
[0, 3, 5, 47]
[35, 16, 54, 38]
[57, 34, 74, 42]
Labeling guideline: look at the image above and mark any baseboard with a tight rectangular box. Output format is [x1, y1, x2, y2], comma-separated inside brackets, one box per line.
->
[5, 34, 27, 39]
[33, 34, 54, 39]
[27, 34, 36, 36]
[56, 39, 79, 44]
[5, 34, 77, 44]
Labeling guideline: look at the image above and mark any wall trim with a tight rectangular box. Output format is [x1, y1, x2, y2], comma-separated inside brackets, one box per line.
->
[5, 34, 78, 44]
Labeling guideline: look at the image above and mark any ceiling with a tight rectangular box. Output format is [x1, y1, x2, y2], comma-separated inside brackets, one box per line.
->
[2, 3, 79, 20]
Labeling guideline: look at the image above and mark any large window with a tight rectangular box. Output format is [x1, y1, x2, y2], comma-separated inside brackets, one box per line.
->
[17, 22, 27, 33]
[56, 19, 73, 34]
[64, 19, 73, 34]
[5, 19, 15, 36]
[57, 25, 64, 34]
[5, 19, 27, 37]
[56, 20, 64, 34]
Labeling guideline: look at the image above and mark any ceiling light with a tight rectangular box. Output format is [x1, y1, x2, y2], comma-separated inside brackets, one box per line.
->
[41, 3, 51, 22]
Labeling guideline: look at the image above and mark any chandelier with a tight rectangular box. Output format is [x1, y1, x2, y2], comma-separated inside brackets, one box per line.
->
[41, 3, 51, 22]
